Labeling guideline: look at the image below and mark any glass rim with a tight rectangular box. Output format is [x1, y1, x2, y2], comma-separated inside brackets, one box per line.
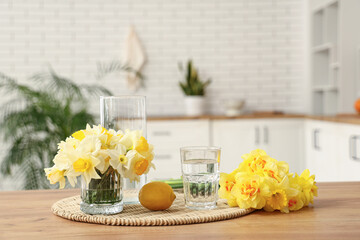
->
[180, 146, 221, 151]
[100, 95, 146, 99]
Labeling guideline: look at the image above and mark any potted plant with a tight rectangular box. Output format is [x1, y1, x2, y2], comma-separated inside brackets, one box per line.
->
[178, 60, 211, 116]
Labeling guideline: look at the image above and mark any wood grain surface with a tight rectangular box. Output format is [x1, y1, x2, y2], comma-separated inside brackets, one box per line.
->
[1, 182, 360, 240]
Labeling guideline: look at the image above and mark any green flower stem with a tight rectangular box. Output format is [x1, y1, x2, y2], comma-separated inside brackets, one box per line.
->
[82, 167, 122, 205]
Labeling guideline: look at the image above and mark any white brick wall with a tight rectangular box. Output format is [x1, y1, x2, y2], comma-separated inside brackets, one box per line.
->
[0, 0, 306, 116]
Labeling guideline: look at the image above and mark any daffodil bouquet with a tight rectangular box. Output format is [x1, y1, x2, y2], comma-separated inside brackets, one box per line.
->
[44, 124, 154, 204]
[219, 149, 318, 213]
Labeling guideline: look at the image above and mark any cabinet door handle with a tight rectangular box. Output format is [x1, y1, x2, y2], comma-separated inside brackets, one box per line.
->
[313, 129, 320, 150]
[349, 136, 355, 160]
[255, 126, 260, 145]
[152, 131, 171, 136]
[263, 126, 269, 144]
[350, 136, 360, 161]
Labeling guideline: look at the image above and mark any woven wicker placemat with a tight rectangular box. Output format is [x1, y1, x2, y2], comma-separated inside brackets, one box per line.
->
[52, 193, 254, 226]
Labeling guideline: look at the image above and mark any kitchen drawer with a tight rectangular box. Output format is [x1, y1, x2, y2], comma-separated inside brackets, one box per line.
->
[147, 120, 210, 147]
[147, 148, 182, 181]
[146, 120, 210, 181]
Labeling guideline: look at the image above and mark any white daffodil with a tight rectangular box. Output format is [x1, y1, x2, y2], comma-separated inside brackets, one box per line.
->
[76, 135, 101, 156]
[108, 144, 127, 174]
[46, 125, 155, 188]
[53, 152, 72, 170]
[123, 150, 155, 182]
[118, 130, 135, 150]
[65, 136, 102, 186]
[98, 129, 122, 150]
[65, 153, 101, 186]
[85, 124, 103, 135]
[45, 166, 66, 189]
[95, 150, 111, 173]
[58, 137, 80, 151]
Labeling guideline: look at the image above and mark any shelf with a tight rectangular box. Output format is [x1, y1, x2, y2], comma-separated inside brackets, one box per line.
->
[326, 2, 339, 44]
[311, 0, 339, 115]
[313, 9, 325, 46]
[313, 50, 330, 86]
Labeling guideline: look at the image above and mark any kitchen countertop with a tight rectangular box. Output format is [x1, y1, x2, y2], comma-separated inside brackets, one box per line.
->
[148, 113, 360, 125]
[1, 182, 360, 239]
[148, 113, 305, 121]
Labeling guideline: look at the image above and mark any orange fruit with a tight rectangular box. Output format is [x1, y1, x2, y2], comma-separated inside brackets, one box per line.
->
[139, 182, 176, 211]
[355, 99, 360, 113]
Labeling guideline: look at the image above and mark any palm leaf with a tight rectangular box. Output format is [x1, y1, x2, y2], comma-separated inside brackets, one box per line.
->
[0, 69, 114, 189]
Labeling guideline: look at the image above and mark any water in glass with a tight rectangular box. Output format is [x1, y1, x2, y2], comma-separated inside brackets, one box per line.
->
[182, 159, 219, 210]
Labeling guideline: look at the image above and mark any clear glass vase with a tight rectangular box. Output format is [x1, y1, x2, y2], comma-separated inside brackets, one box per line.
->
[80, 167, 123, 215]
[100, 96, 147, 204]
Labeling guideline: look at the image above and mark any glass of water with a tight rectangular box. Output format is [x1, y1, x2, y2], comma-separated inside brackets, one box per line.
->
[180, 146, 221, 210]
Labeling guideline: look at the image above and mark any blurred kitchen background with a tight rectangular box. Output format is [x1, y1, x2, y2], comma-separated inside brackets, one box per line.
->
[1, 0, 360, 190]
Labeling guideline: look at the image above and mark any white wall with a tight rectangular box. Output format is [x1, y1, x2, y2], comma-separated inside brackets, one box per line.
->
[0, 0, 307, 116]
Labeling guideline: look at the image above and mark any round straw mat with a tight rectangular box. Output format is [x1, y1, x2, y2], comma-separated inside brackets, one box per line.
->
[52, 192, 254, 226]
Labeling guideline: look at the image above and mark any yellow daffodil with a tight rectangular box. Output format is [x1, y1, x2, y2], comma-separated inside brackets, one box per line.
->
[238, 149, 289, 183]
[298, 169, 318, 206]
[287, 194, 304, 211]
[219, 149, 317, 213]
[135, 136, 149, 153]
[45, 167, 66, 189]
[264, 176, 298, 213]
[219, 170, 239, 207]
[288, 169, 318, 206]
[231, 172, 271, 209]
[241, 149, 268, 160]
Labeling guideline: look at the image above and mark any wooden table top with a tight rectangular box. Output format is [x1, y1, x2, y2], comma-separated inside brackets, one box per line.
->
[1, 182, 360, 240]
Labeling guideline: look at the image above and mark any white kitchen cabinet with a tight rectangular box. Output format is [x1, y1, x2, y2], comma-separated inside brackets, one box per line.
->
[211, 119, 260, 173]
[146, 120, 210, 180]
[304, 120, 339, 182]
[261, 119, 304, 173]
[336, 123, 360, 181]
[146, 117, 360, 182]
[212, 119, 304, 174]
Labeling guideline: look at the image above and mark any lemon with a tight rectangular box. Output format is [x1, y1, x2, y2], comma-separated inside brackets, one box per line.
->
[139, 181, 176, 211]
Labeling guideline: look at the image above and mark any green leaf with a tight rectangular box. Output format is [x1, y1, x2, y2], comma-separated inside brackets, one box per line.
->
[0, 68, 115, 189]
[178, 59, 211, 96]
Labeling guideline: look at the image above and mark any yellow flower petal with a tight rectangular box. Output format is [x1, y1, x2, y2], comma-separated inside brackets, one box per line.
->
[72, 130, 85, 141]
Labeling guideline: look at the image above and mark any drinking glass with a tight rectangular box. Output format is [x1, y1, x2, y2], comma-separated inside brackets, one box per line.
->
[180, 146, 221, 210]
[100, 96, 147, 204]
